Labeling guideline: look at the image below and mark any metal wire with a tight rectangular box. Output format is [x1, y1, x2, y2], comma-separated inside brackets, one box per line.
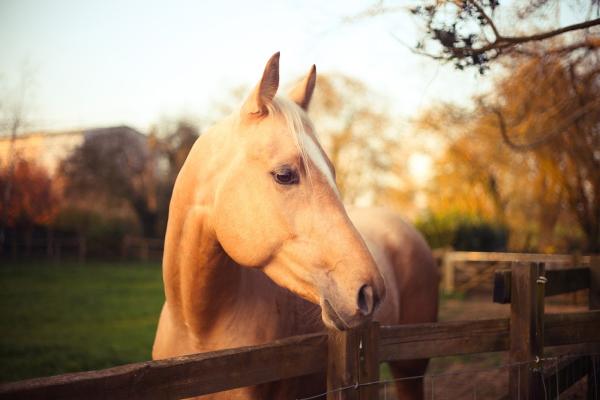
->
[296, 353, 600, 400]
[540, 365, 547, 399]
[593, 355, 598, 400]
[555, 354, 560, 400]
[430, 375, 434, 400]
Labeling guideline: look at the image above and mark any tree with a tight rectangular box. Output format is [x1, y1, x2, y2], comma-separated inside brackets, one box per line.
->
[416, 49, 599, 252]
[148, 120, 200, 184]
[0, 64, 36, 250]
[408, 0, 600, 72]
[488, 52, 599, 251]
[358, 0, 600, 250]
[60, 124, 200, 238]
[0, 158, 58, 227]
[60, 127, 160, 237]
[148, 120, 200, 233]
[309, 73, 412, 206]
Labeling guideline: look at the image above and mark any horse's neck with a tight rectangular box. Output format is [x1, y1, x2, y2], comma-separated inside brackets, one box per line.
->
[162, 128, 236, 335]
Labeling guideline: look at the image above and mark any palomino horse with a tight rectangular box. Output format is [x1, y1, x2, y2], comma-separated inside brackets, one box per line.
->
[153, 52, 439, 399]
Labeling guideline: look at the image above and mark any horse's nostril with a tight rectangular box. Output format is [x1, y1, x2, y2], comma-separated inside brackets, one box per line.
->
[357, 284, 374, 316]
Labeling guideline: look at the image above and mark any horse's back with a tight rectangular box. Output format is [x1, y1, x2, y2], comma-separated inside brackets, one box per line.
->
[347, 206, 439, 325]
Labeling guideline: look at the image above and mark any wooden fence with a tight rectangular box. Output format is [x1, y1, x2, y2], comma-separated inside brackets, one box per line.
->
[1, 258, 599, 399]
[121, 236, 163, 261]
[438, 251, 599, 294]
[1, 235, 87, 263]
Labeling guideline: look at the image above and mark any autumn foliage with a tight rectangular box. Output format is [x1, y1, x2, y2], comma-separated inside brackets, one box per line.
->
[0, 158, 58, 227]
[416, 48, 599, 252]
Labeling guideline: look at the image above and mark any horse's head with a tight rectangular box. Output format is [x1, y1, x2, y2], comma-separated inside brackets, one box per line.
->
[213, 52, 385, 330]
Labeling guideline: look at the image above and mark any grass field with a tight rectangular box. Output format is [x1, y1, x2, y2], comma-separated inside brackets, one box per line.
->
[0, 263, 498, 385]
[1, 261, 586, 398]
[0, 261, 164, 382]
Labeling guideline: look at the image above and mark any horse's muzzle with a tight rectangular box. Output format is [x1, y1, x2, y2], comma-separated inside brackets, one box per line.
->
[321, 286, 380, 331]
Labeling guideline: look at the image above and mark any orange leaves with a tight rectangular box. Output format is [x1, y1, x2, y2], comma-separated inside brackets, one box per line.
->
[0, 158, 59, 227]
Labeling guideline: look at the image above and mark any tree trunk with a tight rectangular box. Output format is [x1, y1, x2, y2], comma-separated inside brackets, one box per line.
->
[131, 198, 158, 238]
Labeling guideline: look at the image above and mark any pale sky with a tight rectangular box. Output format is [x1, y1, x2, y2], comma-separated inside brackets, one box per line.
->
[0, 0, 489, 134]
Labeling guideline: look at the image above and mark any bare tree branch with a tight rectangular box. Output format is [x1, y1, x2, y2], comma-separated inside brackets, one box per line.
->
[401, 0, 600, 70]
[471, 0, 501, 39]
[500, 17, 600, 44]
[488, 98, 600, 152]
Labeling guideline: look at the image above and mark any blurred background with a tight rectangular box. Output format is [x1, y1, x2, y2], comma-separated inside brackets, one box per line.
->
[0, 0, 598, 395]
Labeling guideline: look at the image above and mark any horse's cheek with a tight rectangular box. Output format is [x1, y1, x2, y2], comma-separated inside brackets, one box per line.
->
[213, 174, 279, 267]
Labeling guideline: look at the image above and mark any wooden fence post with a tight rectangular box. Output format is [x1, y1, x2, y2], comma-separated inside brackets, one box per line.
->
[327, 322, 379, 400]
[46, 229, 54, 258]
[357, 322, 379, 399]
[590, 256, 600, 310]
[140, 239, 149, 262]
[78, 236, 87, 264]
[54, 239, 61, 264]
[588, 257, 600, 398]
[443, 252, 455, 294]
[509, 262, 545, 400]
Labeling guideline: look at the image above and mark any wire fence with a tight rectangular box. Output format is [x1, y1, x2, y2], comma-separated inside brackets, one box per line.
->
[298, 353, 600, 400]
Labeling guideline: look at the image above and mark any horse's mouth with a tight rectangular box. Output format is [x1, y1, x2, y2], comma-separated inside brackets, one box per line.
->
[321, 299, 351, 331]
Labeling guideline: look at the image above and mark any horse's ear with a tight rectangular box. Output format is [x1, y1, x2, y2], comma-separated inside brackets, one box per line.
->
[288, 65, 316, 111]
[242, 52, 280, 117]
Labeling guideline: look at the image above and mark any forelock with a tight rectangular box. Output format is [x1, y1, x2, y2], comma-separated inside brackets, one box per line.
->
[267, 97, 338, 195]
[266, 97, 313, 181]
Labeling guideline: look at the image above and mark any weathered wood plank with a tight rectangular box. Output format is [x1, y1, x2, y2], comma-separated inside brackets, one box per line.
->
[589, 355, 600, 400]
[357, 322, 379, 399]
[0, 332, 327, 400]
[509, 262, 545, 400]
[546, 268, 590, 296]
[545, 311, 600, 346]
[589, 260, 600, 398]
[326, 322, 380, 400]
[379, 311, 600, 361]
[3, 310, 599, 400]
[493, 267, 590, 303]
[590, 260, 600, 310]
[379, 318, 510, 361]
[493, 269, 511, 304]
[442, 253, 455, 293]
[327, 328, 359, 400]
[446, 251, 597, 264]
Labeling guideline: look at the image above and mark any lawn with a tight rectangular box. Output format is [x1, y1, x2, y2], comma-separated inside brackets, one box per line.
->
[0, 263, 483, 384]
[0, 261, 164, 382]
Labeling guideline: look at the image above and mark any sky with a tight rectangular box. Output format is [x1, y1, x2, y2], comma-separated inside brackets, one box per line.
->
[0, 0, 490, 134]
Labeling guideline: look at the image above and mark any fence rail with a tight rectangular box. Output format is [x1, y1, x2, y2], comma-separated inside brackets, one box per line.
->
[2, 312, 596, 400]
[1, 253, 599, 399]
[0, 333, 327, 400]
[440, 250, 600, 293]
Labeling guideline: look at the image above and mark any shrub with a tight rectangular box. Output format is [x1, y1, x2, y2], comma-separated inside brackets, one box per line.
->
[416, 211, 508, 251]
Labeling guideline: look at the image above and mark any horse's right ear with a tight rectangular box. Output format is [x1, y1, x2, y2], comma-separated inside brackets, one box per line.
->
[241, 52, 280, 117]
[288, 65, 316, 111]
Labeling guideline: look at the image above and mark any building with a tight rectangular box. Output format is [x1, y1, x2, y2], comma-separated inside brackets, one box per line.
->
[0, 126, 145, 175]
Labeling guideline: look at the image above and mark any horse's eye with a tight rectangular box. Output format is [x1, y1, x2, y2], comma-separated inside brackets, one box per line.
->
[271, 167, 299, 185]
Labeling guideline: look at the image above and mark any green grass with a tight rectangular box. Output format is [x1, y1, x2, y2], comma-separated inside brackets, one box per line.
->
[0, 261, 164, 382]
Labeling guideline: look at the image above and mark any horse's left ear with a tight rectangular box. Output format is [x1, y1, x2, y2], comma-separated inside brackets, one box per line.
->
[288, 65, 316, 111]
[242, 52, 280, 117]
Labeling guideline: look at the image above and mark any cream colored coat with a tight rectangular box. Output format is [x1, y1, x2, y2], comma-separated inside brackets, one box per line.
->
[153, 53, 439, 399]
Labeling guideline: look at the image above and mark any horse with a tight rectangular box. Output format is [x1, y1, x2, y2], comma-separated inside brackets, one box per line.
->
[152, 52, 439, 399]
